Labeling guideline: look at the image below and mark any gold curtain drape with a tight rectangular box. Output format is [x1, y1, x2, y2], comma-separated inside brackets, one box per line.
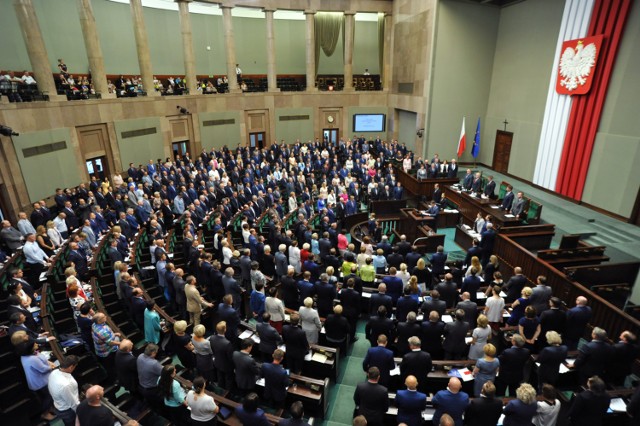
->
[314, 12, 344, 74]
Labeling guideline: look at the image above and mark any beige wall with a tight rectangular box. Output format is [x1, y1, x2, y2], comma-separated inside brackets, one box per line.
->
[426, 1, 499, 162]
[484, 0, 564, 180]
[582, 0, 640, 218]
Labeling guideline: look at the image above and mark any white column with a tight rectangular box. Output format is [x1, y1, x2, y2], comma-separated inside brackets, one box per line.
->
[343, 11, 356, 91]
[177, 0, 198, 95]
[129, 0, 158, 96]
[304, 10, 316, 91]
[77, 0, 113, 98]
[221, 5, 240, 93]
[264, 8, 279, 92]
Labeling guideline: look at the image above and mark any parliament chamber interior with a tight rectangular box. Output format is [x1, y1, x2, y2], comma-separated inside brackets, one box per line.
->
[1, 0, 640, 425]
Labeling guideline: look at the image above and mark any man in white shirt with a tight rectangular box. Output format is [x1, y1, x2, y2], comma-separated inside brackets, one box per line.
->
[48, 355, 80, 426]
[17, 212, 36, 236]
[23, 233, 50, 286]
[21, 72, 37, 85]
[53, 212, 69, 238]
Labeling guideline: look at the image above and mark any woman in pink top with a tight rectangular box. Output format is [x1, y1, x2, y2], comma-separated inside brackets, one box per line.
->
[337, 233, 348, 255]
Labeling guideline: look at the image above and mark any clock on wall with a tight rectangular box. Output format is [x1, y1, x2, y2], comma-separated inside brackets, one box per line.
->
[327, 115, 334, 123]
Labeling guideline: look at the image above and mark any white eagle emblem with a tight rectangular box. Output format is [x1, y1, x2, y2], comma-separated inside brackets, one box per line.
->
[559, 41, 597, 91]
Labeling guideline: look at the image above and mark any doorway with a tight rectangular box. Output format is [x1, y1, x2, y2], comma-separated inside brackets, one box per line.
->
[172, 141, 188, 159]
[323, 129, 339, 145]
[85, 156, 109, 181]
[492, 130, 513, 174]
[249, 132, 265, 149]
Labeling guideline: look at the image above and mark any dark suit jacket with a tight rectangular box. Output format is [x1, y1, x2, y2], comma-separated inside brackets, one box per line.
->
[130, 296, 147, 329]
[256, 322, 283, 355]
[497, 346, 530, 384]
[456, 300, 478, 325]
[262, 362, 289, 403]
[420, 321, 445, 359]
[443, 320, 470, 354]
[436, 281, 459, 309]
[7, 305, 38, 332]
[108, 247, 124, 266]
[537, 344, 568, 385]
[503, 274, 527, 303]
[369, 293, 393, 317]
[324, 314, 350, 342]
[565, 305, 592, 341]
[540, 308, 567, 335]
[396, 389, 428, 426]
[233, 350, 260, 390]
[314, 281, 337, 318]
[282, 325, 309, 359]
[464, 396, 503, 426]
[235, 407, 270, 426]
[501, 191, 514, 210]
[401, 349, 433, 384]
[339, 288, 361, 320]
[210, 334, 234, 373]
[574, 339, 613, 383]
[218, 303, 240, 340]
[464, 246, 483, 268]
[461, 276, 481, 302]
[430, 252, 448, 276]
[365, 316, 395, 345]
[363, 345, 395, 385]
[115, 349, 138, 392]
[353, 381, 389, 426]
[567, 389, 610, 426]
[421, 298, 446, 317]
[396, 296, 419, 323]
[383, 275, 403, 303]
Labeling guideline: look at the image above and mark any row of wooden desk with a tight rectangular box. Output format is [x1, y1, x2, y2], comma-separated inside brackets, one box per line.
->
[444, 186, 521, 228]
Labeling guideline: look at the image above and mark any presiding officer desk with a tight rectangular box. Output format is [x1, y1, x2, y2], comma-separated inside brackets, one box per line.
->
[444, 185, 522, 228]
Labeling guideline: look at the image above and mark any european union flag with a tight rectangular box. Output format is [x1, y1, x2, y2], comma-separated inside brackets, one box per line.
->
[472, 118, 481, 158]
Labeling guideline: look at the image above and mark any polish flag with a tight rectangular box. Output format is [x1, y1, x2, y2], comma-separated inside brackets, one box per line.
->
[457, 117, 466, 158]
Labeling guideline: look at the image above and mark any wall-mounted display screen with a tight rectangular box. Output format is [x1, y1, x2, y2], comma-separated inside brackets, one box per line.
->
[353, 114, 386, 132]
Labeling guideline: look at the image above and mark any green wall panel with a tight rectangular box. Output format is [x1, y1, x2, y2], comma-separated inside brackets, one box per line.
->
[0, 2, 31, 71]
[274, 19, 306, 74]
[275, 108, 314, 143]
[198, 111, 242, 151]
[12, 128, 82, 202]
[114, 117, 164, 168]
[94, 0, 140, 74]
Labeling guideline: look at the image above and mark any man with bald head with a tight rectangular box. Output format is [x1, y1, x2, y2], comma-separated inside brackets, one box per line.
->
[565, 295, 593, 350]
[75, 385, 113, 426]
[396, 375, 427, 426]
[432, 377, 469, 426]
[369, 283, 392, 317]
[502, 266, 527, 303]
[115, 339, 138, 394]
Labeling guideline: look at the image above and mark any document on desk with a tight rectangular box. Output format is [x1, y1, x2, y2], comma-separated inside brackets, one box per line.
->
[390, 365, 401, 376]
[499, 291, 507, 298]
[490, 205, 500, 209]
[476, 292, 487, 300]
[238, 330, 253, 339]
[304, 351, 313, 361]
[504, 214, 515, 218]
[312, 352, 328, 363]
[361, 292, 372, 298]
[284, 314, 291, 322]
[250, 335, 261, 344]
[442, 314, 453, 323]
[465, 337, 473, 345]
[387, 407, 398, 415]
[610, 397, 627, 412]
[448, 367, 474, 382]
[256, 378, 266, 386]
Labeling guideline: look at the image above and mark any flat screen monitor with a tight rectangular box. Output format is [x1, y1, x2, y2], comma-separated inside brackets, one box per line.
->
[353, 114, 386, 132]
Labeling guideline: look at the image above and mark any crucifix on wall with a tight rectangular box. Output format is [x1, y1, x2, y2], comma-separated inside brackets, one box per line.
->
[503, 119, 509, 131]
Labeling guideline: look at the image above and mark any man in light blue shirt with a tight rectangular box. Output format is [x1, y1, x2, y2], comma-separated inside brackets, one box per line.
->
[23, 233, 50, 285]
[17, 212, 36, 236]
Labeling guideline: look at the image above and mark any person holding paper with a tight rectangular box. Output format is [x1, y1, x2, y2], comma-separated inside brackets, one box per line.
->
[536, 331, 568, 390]
[362, 335, 395, 386]
[567, 376, 610, 426]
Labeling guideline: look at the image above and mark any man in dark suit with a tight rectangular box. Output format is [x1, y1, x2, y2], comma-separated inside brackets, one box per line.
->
[609, 330, 639, 386]
[461, 270, 482, 303]
[314, 274, 337, 318]
[222, 267, 243, 310]
[478, 223, 496, 266]
[173, 268, 187, 320]
[130, 288, 147, 330]
[483, 175, 496, 198]
[282, 314, 309, 375]
[7, 295, 38, 332]
[430, 246, 448, 277]
[510, 191, 526, 218]
[401, 336, 433, 393]
[262, 349, 289, 408]
[386, 248, 404, 271]
[574, 327, 614, 385]
[256, 313, 283, 360]
[420, 290, 447, 318]
[8, 312, 52, 345]
[279, 401, 307, 426]
[396, 234, 412, 257]
[396, 286, 419, 323]
[496, 334, 530, 396]
[108, 238, 124, 267]
[464, 239, 482, 268]
[432, 377, 469, 426]
[432, 183, 443, 204]
[501, 185, 514, 210]
[471, 172, 482, 194]
[68, 241, 89, 279]
[382, 267, 403, 304]
[540, 297, 567, 337]
[369, 283, 393, 317]
[456, 292, 478, 326]
[396, 375, 428, 426]
[365, 306, 395, 347]
[502, 266, 527, 304]
[362, 335, 395, 386]
[9, 268, 37, 303]
[217, 294, 241, 341]
[463, 380, 503, 426]
[233, 338, 261, 395]
[564, 295, 592, 350]
[353, 367, 389, 426]
[529, 275, 552, 315]
[396, 312, 421, 356]
[435, 274, 458, 309]
[442, 309, 469, 360]
[115, 339, 138, 395]
[339, 278, 361, 343]
[324, 305, 350, 353]
[448, 159, 459, 178]
[209, 322, 235, 391]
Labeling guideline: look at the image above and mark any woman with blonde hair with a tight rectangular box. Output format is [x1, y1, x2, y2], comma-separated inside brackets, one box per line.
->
[397, 263, 411, 286]
[465, 256, 483, 277]
[356, 245, 368, 268]
[299, 297, 321, 344]
[361, 236, 374, 256]
[326, 266, 338, 285]
[412, 258, 430, 294]
[483, 255, 500, 281]
[192, 324, 215, 383]
[508, 287, 533, 326]
[36, 225, 55, 256]
[469, 315, 492, 360]
[46, 220, 63, 248]
[472, 343, 499, 397]
[503, 383, 538, 425]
